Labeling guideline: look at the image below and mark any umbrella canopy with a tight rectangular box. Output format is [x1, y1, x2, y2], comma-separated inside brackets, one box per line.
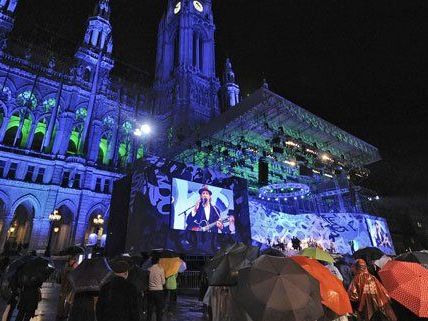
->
[1, 255, 34, 281]
[379, 261, 428, 318]
[234, 255, 323, 321]
[18, 257, 54, 287]
[261, 247, 285, 257]
[291, 256, 352, 316]
[159, 258, 183, 278]
[299, 247, 334, 263]
[59, 246, 84, 256]
[352, 247, 384, 262]
[395, 251, 428, 268]
[127, 265, 149, 292]
[205, 244, 259, 286]
[68, 257, 113, 293]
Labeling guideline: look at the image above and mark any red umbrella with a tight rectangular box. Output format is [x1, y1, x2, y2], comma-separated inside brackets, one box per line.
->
[379, 261, 428, 318]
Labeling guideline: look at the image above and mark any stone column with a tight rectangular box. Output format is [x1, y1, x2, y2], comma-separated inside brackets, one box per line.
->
[0, 114, 10, 143]
[51, 112, 74, 155]
[87, 120, 103, 162]
[25, 122, 37, 149]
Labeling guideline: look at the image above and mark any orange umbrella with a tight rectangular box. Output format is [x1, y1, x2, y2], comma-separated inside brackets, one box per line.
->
[159, 258, 182, 278]
[379, 261, 428, 318]
[291, 256, 352, 316]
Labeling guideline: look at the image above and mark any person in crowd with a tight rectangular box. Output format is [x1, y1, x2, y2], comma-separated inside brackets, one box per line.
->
[68, 290, 98, 321]
[165, 272, 178, 313]
[14, 279, 43, 321]
[336, 259, 353, 290]
[56, 255, 79, 320]
[147, 255, 165, 321]
[348, 259, 397, 321]
[96, 259, 139, 321]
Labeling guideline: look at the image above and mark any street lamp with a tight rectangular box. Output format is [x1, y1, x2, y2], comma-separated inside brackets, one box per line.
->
[93, 214, 104, 242]
[45, 209, 61, 257]
[133, 123, 152, 162]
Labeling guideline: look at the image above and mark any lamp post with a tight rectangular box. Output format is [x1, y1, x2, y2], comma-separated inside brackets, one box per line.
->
[93, 214, 104, 245]
[45, 209, 61, 257]
[133, 123, 152, 162]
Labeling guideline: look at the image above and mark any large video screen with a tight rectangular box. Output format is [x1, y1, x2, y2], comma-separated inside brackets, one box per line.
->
[171, 178, 235, 234]
[365, 217, 395, 255]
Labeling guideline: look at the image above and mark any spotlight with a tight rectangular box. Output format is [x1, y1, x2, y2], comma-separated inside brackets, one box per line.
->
[375, 196, 380, 200]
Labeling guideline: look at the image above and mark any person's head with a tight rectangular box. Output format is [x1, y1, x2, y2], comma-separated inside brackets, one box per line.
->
[110, 259, 130, 279]
[151, 255, 160, 265]
[355, 259, 368, 273]
[199, 186, 212, 203]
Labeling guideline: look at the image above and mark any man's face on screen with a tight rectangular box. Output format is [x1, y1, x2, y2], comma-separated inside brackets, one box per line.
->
[201, 191, 211, 202]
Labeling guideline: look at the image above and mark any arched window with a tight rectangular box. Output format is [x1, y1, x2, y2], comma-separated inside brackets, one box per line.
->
[193, 32, 204, 70]
[42, 98, 56, 113]
[31, 117, 49, 152]
[67, 123, 84, 155]
[3, 110, 33, 147]
[17, 91, 37, 109]
[174, 34, 180, 69]
[83, 67, 92, 82]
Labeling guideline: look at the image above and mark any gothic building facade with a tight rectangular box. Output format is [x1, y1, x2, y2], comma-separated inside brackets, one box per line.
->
[0, 0, 240, 252]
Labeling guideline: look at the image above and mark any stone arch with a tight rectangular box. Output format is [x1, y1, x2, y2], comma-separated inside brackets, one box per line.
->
[3, 107, 36, 147]
[10, 194, 41, 219]
[0, 190, 11, 249]
[5, 197, 38, 249]
[50, 204, 75, 253]
[84, 202, 108, 246]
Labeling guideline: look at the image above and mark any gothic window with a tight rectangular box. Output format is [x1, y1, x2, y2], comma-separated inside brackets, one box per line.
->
[61, 171, 70, 188]
[31, 117, 49, 152]
[72, 173, 81, 189]
[173, 34, 180, 69]
[98, 132, 113, 165]
[7, 162, 17, 179]
[17, 91, 38, 109]
[3, 110, 33, 148]
[192, 32, 204, 70]
[83, 67, 92, 82]
[24, 165, 35, 182]
[76, 107, 88, 121]
[35, 167, 45, 184]
[67, 123, 84, 155]
[42, 98, 56, 113]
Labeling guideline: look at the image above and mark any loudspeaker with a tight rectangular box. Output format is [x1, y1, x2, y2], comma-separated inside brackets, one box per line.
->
[258, 158, 269, 185]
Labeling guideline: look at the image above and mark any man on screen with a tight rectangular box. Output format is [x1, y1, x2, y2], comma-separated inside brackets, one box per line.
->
[186, 185, 235, 233]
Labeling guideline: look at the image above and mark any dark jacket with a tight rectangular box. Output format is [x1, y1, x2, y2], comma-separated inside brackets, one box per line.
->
[96, 276, 139, 321]
[186, 203, 221, 232]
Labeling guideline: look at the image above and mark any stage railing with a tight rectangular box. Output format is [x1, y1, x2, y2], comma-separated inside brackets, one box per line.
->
[178, 271, 201, 289]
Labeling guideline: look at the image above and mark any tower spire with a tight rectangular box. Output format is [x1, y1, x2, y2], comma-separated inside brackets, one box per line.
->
[221, 58, 240, 110]
[0, 0, 19, 43]
[75, 0, 114, 75]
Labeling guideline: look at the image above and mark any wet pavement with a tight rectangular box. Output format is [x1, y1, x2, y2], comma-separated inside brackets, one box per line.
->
[0, 283, 205, 321]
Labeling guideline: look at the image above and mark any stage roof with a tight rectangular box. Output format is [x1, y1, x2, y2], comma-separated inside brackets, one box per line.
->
[167, 87, 380, 167]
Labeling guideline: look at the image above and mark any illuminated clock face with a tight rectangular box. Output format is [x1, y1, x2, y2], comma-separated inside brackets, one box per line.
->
[193, 1, 204, 12]
[174, 2, 181, 14]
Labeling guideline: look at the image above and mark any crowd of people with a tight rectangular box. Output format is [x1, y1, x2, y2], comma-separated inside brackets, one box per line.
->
[0, 244, 426, 321]
[0, 247, 186, 321]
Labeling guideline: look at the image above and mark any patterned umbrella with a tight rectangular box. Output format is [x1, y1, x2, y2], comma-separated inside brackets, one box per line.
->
[234, 255, 323, 321]
[68, 257, 113, 293]
[379, 261, 428, 317]
[291, 256, 352, 316]
[299, 247, 334, 263]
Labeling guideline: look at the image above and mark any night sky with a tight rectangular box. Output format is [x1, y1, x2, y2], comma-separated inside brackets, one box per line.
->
[10, 0, 428, 197]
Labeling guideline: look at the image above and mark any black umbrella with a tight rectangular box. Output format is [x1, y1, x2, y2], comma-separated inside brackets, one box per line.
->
[260, 247, 286, 257]
[59, 246, 84, 256]
[1, 255, 34, 282]
[18, 257, 55, 287]
[233, 255, 324, 321]
[127, 265, 149, 292]
[352, 247, 384, 262]
[395, 251, 428, 268]
[205, 243, 259, 286]
[68, 257, 113, 293]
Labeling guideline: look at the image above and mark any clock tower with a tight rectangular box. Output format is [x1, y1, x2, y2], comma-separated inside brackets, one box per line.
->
[153, 0, 220, 134]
